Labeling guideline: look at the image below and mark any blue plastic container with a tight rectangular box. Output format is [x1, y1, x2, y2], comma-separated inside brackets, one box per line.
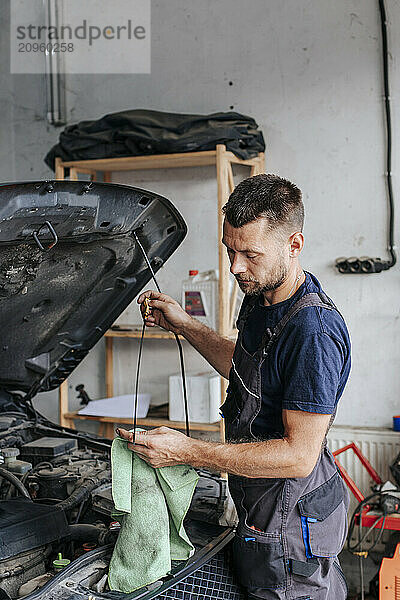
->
[393, 416, 400, 431]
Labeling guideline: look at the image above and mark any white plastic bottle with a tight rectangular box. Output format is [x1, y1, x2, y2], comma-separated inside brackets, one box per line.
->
[181, 270, 218, 330]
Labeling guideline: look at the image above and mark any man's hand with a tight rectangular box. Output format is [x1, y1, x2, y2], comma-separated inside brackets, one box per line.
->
[116, 426, 197, 468]
[138, 290, 192, 335]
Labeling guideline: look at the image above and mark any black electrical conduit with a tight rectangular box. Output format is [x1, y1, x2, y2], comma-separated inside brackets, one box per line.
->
[0, 467, 31, 499]
[57, 474, 110, 512]
[378, 0, 396, 268]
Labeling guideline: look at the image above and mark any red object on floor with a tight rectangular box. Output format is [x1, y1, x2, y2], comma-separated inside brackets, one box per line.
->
[333, 443, 400, 532]
[334, 444, 400, 598]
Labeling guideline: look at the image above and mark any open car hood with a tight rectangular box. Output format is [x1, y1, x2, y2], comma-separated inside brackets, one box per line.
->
[0, 180, 186, 397]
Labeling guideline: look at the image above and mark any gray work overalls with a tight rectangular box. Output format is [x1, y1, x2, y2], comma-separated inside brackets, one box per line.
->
[221, 292, 349, 600]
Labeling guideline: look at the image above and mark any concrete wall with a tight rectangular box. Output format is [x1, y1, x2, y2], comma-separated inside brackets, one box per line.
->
[1, 0, 399, 429]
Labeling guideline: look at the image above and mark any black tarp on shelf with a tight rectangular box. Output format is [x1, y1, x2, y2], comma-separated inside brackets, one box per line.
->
[44, 109, 265, 170]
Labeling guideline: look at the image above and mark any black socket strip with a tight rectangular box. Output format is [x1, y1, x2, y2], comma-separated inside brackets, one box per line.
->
[335, 256, 391, 274]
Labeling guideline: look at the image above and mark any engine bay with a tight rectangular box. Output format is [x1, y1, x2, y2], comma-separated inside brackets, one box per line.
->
[0, 408, 228, 599]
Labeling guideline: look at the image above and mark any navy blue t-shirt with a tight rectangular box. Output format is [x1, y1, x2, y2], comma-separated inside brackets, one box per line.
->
[239, 271, 351, 438]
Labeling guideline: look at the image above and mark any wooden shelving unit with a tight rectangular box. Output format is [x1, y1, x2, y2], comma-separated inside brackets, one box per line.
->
[56, 145, 265, 440]
[103, 326, 182, 399]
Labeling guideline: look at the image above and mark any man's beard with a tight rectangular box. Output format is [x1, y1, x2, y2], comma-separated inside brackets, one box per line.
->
[235, 263, 288, 297]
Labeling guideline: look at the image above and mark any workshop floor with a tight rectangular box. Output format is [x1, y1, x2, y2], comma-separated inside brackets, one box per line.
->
[340, 549, 382, 599]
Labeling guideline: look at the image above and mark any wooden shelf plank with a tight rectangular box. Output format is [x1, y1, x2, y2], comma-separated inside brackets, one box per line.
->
[105, 326, 183, 339]
[59, 149, 262, 173]
[60, 150, 218, 172]
[64, 412, 220, 432]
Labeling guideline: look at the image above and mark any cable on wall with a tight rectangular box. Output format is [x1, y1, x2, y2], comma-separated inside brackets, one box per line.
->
[335, 0, 396, 274]
[378, 0, 396, 269]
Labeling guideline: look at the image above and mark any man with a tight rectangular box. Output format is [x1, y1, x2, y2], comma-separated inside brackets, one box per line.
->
[118, 174, 351, 599]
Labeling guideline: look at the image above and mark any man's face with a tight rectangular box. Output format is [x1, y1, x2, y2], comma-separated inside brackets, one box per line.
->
[222, 218, 290, 296]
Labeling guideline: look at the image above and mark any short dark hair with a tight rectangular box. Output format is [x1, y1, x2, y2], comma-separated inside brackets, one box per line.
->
[222, 174, 304, 232]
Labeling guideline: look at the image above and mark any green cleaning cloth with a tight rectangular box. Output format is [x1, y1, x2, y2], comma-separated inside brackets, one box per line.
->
[108, 435, 199, 593]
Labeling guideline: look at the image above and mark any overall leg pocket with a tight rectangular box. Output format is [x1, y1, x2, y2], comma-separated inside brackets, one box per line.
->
[232, 525, 286, 589]
[298, 472, 348, 558]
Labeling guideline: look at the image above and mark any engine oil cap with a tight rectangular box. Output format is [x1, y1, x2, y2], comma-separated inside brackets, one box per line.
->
[1, 447, 19, 458]
[53, 553, 71, 571]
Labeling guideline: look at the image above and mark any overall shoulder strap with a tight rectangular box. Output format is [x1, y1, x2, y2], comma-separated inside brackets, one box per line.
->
[262, 292, 337, 357]
[236, 295, 258, 331]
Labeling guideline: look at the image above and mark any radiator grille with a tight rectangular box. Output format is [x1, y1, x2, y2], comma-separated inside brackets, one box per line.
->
[154, 549, 245, 600]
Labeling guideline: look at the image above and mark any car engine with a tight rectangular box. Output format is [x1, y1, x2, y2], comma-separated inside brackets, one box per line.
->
[0, 412, 119, 599]
[0, 410, 227, 599]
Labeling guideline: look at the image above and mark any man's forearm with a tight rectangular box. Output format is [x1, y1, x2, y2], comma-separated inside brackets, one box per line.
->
[187, 438, 316, 479]
[182, 318, 235, 379]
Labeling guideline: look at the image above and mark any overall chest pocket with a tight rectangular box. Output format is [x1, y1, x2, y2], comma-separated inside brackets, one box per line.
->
[220, 384, 240, 421]
[298, 472, 349, 559]
[220, 380, 245, 441]
[232, 524, 286, 590]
